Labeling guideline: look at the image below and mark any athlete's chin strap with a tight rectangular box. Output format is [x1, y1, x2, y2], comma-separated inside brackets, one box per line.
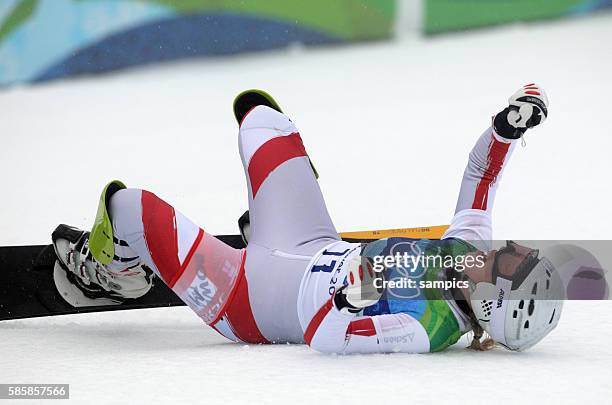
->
[445, 266, 473, 319]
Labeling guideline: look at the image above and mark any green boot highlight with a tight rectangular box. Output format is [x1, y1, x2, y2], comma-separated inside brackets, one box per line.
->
[89, 180, 126, 265]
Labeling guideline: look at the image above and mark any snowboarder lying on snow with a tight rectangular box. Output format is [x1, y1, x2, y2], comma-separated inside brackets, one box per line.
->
[52, 85, 563, 353]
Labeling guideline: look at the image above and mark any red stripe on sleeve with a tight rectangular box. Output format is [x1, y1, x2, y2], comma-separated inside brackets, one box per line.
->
[304, 299, 334, 346]
[472, 135, 511, 210]
[347, 318, 377, 337]
[247, 133, 308, 198]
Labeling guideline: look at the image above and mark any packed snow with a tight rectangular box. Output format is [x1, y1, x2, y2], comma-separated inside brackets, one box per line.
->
[1, 12, 612, 405]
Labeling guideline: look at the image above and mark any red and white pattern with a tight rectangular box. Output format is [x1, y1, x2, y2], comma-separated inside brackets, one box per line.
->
[239, 106, 309, 198]
[453, 127, 516, 216]
[471, 134, 511, 211]
[135, 190, 269, 343]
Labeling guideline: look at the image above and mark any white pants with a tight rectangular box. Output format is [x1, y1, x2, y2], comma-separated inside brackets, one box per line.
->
[107, 106, 339, 344]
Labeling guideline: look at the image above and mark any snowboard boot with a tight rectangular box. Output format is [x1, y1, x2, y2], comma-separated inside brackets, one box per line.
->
[52, 224, 153, 306]
[233, 89, 283, 125]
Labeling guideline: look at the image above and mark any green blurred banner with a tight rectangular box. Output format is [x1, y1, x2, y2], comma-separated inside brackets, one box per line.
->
[425, 0, 612, 34]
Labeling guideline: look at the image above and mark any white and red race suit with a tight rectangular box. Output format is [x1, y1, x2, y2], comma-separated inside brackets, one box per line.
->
[105, 105, 517, 352]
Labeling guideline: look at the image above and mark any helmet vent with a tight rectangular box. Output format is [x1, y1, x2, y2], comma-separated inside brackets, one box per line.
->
[528, 299, 535, 316]
[482, 300, 493, 317]
[518, 300, 524, 309]
[513, 310, 518, 318]
[546, 279, 550, 290]
[531, 283, 538, 295]
[549, 309, 556, 324]
[524, 320, 530, 329]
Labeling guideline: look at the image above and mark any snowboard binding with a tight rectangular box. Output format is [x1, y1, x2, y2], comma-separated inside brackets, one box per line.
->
[52, 224, 153, 307]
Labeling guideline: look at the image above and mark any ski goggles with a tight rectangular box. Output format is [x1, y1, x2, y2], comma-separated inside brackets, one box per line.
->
[491, 241, 540, 289]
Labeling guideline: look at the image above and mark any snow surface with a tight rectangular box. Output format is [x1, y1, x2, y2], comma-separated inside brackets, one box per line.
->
[1, 12, 612, 405]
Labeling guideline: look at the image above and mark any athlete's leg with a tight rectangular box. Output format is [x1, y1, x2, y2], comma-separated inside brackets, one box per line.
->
[107, 188, 246, 342]
[239, 105, 340, 253]
[238, 105, 341, 343]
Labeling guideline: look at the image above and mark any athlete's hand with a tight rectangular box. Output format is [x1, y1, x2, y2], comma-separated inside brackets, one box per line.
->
[343, 256, 384, 310]
[494, 84, 549, 139]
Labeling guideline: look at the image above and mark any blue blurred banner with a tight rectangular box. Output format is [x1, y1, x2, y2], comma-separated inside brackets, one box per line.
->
[0, 0, 396, 85]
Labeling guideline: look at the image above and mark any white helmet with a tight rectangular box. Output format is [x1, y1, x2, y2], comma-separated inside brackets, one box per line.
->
[470, 241, 565, 351]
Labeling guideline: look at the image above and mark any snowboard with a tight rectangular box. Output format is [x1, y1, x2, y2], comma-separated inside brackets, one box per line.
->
[0, 225, 448, 321]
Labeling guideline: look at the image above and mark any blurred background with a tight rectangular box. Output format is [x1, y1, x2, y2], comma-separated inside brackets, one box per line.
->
[1, 0, 611, 85]
[1, 0, 611, 245]
[2, 3, 612, 404]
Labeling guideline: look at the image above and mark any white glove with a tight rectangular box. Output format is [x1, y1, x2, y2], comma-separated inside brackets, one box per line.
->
[494, 84, 549, 139]
[337, 256, 384, 313]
